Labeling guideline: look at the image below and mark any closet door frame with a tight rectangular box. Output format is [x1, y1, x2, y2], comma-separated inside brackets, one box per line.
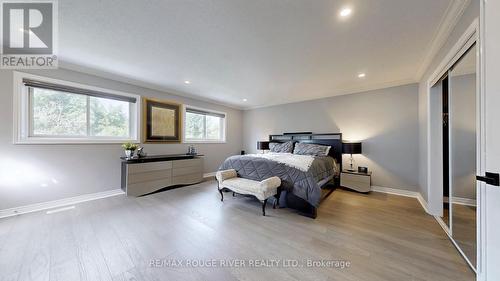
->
[425, 18, 482, 273]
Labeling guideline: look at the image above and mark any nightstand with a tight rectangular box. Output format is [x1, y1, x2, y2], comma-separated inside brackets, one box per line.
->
[340, 170, 372, 193]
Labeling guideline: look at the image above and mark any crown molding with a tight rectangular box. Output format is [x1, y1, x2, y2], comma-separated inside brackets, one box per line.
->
[415, 0, 471, 81]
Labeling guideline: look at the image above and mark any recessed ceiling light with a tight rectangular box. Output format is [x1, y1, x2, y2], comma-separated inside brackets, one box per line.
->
[339, 7, 352, 18]
[358, 73, 366, 78]
[243, 98, 248, 102]
[184, 80, 191, 84]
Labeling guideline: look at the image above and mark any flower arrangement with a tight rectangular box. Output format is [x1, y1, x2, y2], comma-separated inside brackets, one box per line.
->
[122, 142, 139, 151]
[122, 142, 139, 159]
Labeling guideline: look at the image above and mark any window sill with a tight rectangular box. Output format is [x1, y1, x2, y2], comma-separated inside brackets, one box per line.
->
[184, 140, 227, 144]
[14, 137, 140, 145]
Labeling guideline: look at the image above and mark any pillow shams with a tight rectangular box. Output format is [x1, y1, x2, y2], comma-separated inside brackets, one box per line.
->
[293, 142, 331, 156]
[269, 141, 294, 153]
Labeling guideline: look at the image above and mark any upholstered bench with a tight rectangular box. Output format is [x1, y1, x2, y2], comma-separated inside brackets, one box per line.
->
[216, 169, 281, 216]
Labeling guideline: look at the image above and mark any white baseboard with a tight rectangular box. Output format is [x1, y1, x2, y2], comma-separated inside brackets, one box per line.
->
[371, 186, 419, 198]
[416, 192, 431, 214]
[443, 196, 476, 207]
[371, 186, 431, 214]
[2, 173, 217, 219]
[452, 197, 476, 207]
[0, 189, 124, 219]
[434, 215, 451, 236]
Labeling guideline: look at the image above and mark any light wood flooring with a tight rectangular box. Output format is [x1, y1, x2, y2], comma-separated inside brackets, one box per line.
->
[0, 181, 475, 281]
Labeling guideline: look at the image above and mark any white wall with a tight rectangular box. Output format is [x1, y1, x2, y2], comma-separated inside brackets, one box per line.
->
[418, 0, 479, 203]
[0, 68, 243, 210]
[243, 84, 420, 191]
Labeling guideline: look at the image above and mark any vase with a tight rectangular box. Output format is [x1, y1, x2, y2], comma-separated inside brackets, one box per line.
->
[125, 150, 134, 159]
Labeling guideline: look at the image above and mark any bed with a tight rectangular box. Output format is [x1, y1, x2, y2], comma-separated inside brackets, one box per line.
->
[219, 132, 342, 218]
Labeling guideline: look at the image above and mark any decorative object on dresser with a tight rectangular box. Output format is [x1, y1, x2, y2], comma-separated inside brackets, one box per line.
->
[121, 154, 204, 196]
[187, 145, 198, 155]
[216, 169, 281, 216]
[143, 98, 182, 143]
[257, 141, 270, 153]
[136, 146, 147, 158]
[122, 142, 139, 159]
[341, 170, 372, 193]
[342, 142, 362, 171]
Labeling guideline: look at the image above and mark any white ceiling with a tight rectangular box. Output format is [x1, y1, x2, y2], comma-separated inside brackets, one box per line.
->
[59, 0, 454, 109]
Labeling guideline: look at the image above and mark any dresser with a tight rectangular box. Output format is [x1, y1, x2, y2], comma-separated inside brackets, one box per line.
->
[340, 170, 372, 193]
[121, 154, 204, 197]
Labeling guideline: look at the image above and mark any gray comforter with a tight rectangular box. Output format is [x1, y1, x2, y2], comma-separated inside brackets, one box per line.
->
[219, 154, 338, 207]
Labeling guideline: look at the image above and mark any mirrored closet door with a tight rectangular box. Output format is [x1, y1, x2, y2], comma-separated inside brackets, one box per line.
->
[433, 41, 478, 271]
[448, 43, 477, 268]
[433, 42, 477, 270]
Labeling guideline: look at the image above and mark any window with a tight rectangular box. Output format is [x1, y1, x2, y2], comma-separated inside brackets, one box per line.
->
[184, 107, 226, 142]
[14, 72, 140, 143]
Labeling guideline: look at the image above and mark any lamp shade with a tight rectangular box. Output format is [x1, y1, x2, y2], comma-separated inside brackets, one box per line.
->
[342, 142, 362, 154]
[257, 141, 270, 150]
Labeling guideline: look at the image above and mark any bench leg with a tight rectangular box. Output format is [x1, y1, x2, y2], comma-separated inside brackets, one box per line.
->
[217, 182, 224, 202]
[262, 199, 268, 216]
[219, 189, 224, 202]
[273, 188, 282, 209]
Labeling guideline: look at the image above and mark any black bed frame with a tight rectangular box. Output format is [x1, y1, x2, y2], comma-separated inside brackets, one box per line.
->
[269, 132, 343, 219]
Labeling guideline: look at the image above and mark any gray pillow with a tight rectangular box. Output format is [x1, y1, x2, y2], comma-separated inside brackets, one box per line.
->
[293, 143, 331, 156]
[269, 141, 294, 153]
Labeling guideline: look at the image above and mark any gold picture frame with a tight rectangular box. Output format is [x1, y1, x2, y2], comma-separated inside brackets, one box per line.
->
[142, 98, 182, 143]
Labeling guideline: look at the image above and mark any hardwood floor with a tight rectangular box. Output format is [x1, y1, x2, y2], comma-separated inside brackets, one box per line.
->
[0, 181, 475, 281]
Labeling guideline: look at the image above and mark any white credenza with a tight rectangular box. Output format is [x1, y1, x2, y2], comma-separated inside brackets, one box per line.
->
[121, 155, 204, 197]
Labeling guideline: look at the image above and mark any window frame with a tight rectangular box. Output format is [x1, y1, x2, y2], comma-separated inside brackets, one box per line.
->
[13, 72, 141, 144]
[183, 105, 227, 144]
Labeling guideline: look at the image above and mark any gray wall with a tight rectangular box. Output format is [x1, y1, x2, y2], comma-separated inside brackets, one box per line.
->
[418, 0, 479, 203]
[0, 68, 243, 210]
[243, 84, 420, 191]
